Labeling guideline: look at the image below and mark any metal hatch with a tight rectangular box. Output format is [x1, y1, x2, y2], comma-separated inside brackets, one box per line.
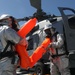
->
[58, 7, 75, 52]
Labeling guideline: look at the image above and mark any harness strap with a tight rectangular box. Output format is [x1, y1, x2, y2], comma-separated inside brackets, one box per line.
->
[3, 41, 12, 54]
[52, 32, 59, 55]
[0, 40, 16, 64]
[51, 53, 66, 58]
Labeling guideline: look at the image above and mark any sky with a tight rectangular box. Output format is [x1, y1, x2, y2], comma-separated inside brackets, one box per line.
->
[0, 0, 75, 26]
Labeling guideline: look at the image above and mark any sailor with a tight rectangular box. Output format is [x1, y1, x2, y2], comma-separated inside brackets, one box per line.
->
[44, 23, 71, 75]
[0, 14, 28, 75]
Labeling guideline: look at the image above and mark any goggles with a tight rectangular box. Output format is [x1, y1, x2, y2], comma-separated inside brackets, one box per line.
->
[0, 19, 11, 26]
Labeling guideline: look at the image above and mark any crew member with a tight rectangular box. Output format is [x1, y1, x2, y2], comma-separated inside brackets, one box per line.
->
[44, 23, 71, 75]
[0, 14, 27, 75]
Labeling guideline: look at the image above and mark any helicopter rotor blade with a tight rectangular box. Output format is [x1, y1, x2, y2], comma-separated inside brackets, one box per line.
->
[30, 0, 41, 10]
[17, 17, 30, 22]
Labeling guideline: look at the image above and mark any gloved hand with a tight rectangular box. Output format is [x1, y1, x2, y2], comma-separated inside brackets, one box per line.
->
[48, 43, 52, 48]
[19, 38, 28, 48]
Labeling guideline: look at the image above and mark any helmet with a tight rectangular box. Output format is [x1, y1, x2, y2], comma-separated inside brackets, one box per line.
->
[0, 14, 20, 30]
[0, 14, 10, 20]
[44, 23, 52, 31]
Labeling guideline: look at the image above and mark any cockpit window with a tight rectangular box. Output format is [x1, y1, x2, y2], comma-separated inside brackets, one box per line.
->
[27, 38, 33, 50]
[68, 16, 75, 29]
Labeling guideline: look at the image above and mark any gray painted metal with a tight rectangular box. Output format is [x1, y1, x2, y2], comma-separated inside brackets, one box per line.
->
[58, 7, 75, 52]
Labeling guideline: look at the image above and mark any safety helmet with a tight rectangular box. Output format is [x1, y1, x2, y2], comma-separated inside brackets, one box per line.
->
[44, 23, 53, 31]
[0, 14, 10, 20]
[0, 14, 20, 29]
